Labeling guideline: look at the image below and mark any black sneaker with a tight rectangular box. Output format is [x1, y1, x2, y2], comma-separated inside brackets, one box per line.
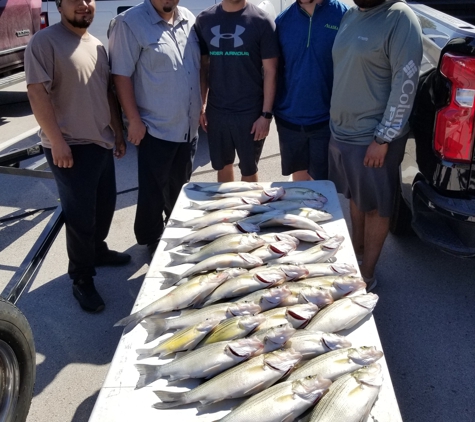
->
[95, 250, 131, 267]
[72, 278, 105, 313]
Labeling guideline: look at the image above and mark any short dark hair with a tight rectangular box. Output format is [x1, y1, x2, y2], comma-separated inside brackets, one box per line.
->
[55, 0, 61, 7]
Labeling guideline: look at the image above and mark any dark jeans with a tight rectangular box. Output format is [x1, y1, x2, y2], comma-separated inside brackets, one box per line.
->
[44, 144, 117, 280]
[134, 132, 197, 245]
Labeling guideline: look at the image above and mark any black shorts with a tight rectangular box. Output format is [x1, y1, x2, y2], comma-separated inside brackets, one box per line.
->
[328, 134, 408, 217]
[206, 108, 265, 177]
[276, 118, 331, 180]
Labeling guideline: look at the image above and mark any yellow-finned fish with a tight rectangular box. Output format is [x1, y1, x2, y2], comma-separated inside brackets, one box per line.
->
[136, 317, 221, 359]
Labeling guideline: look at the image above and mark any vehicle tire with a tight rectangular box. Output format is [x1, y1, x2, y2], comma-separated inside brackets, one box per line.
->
[389, 177, 413, 235]
[0, 298, 35, 422]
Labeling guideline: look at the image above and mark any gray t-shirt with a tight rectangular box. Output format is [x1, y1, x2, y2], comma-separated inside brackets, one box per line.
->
[108, 3, 201, 142]
[24, 23, 115, 149]
[330, 0, 423, 145]
[195, 3, 279, 114]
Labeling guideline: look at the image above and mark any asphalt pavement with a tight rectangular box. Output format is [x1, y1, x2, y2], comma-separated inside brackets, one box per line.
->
[1, 79, 475, 422]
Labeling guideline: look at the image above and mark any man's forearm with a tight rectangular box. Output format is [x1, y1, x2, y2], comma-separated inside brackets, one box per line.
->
[107, 86, 124, 138]
[262, 57, 278, 112]
[27, 83, 65, 147]
[112, 74, 141, 124]
[200, 55, 210, 111]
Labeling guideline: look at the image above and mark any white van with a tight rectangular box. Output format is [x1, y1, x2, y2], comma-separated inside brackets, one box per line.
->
[41, 0, 295, 48]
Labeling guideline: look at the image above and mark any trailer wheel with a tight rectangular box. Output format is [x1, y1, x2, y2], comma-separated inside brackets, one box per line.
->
[389, 177, 413, 235]
[0, 298, 35, 422]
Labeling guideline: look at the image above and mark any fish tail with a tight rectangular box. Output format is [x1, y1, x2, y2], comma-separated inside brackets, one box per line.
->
[136, 347, 156, 360]
[153, 390, 186, 405]
[141, 317, 168, 343]
[187, 201, 201, 209]
[187, 183, 203, 191]
[159, 271, 182, 286]
[167, 251, 190, 266]
[113, 312, 144, 334]
[167, 219, 184, 228]
[162, 238, 182, 251]
[134, 364, 161, 389]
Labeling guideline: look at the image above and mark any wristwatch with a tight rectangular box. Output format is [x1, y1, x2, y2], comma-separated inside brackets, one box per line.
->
[374, 137, 389, 145]
[261, 111, 273, 119]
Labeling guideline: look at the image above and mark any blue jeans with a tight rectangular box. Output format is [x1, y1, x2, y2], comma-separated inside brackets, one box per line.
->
[134, 132, 197, 245]
[44, 144, 117, 280]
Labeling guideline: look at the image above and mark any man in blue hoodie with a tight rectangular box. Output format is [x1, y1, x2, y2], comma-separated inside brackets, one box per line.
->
[274, 0, 348, 181]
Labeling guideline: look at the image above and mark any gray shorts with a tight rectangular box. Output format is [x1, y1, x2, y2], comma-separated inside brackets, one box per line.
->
[276, 118, 331, 180]
[328, 134, 408, 217]
[206, 108, 265, 177]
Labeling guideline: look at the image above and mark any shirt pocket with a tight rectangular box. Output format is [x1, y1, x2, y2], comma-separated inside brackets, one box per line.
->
[147, 40, 177, 72]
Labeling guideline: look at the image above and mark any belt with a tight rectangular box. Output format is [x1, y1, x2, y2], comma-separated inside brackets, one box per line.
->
[275, 116, 329, 133]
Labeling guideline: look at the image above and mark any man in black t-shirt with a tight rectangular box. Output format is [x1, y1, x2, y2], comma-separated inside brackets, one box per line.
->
[195, 0, 279, 182]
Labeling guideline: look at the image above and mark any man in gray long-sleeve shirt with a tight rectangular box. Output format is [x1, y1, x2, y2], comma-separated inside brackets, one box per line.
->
[328, 0, 422, 289]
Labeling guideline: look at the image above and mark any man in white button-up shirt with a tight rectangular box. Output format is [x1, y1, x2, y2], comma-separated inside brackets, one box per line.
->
[109, 0, 201, 257]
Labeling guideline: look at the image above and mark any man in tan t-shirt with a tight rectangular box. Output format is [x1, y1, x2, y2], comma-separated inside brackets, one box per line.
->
[25, 0, 130, 313]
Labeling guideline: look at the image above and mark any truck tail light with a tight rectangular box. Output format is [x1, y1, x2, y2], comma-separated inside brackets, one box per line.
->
[434, 53, 475, 163]
[40, 12, 49, 29]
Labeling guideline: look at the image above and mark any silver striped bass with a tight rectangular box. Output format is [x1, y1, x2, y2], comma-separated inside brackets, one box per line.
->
[162, 222, 259, 251]
[167, 233, 265, 265]
[153, 349, 302, 409]
[305, 293, 379, 333]
[134, 337, 264, 387]
[284, 330, 352, 360]
[139, 301, 262, 342]
[309, 363, 383, 422]
[187, 182, 263, 193]
[218, 375, 331, 422]
[168, 209, 250, 230]
[286, 346, 383, 382]
[114, 269, 247, 334]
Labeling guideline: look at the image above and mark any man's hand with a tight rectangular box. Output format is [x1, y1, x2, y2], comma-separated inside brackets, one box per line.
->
[364, 140, 389, 168]
[127, 118, 146, 146]
[250, 116, 271, 141]
[114, 137, 127, 159]
[51, 141, 74, 168]
[200, 110, 208, 133]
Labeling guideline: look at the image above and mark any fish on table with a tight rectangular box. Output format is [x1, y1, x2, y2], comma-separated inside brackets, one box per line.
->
[308, 363, 383, 422]
[139, 301, 262, 342]
[134, 336, 265, 388]
[211, 187, 285, 203]
[187, 196, 261, 211]
[167, 233, 265, 265]
[269, 235, 344, 265]
[152, 349, 302, 409]
[168, 209, 250, 230]
[284, 330, 352, 360]
[113, 268, 248, 334]
[198, 268, 288, 307]
[162, 222, 260, 251]
[160, 253, 264, 286]
[217, 375, 331, 422]
[305, 293, 379, 333]
[286, 346, 384, 382]
[136, 317, 222, 359]
[186, 181, 263, 193]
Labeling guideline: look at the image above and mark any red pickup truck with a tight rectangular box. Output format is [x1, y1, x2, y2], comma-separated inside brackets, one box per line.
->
[0, 0, 45, 77]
